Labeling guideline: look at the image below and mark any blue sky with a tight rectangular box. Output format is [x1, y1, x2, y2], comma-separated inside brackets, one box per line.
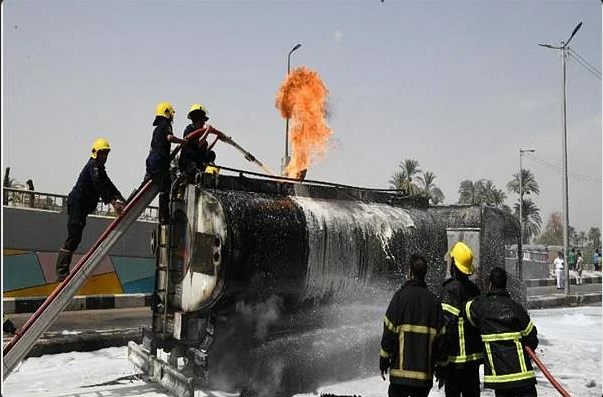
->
[2, 0, 601, 233]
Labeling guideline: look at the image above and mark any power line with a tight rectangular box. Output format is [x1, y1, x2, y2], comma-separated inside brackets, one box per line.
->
[524, 153, 602, 183]
[567, 47, 602, 80]
[568, 53, 602, 80]
[568, 47, 601, 75]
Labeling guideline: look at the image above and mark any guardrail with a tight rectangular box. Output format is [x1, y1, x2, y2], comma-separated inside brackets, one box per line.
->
[2, 187, 158, 222]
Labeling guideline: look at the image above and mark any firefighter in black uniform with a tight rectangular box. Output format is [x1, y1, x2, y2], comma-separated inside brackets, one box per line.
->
[178, 104, 221, 179]
[145, 102, 187, 224]
[438, 241, 483, 396]
[464, 267, 539, 397]
[55, 138, 125, 281]
[380, 254, 446, 397]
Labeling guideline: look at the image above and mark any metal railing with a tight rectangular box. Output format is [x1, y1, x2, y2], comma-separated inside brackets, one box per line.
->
[2, 187, 158, 222]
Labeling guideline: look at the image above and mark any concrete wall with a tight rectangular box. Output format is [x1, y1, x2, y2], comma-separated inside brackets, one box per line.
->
[3, 206, 157, 296]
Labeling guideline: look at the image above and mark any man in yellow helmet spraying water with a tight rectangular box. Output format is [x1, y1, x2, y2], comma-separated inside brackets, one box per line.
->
[55, 138, 125, 281]
[179, 103, 223, 179]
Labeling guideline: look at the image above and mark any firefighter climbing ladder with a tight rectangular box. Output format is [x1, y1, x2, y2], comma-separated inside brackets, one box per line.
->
[2, 127, 268, 381]
[2, 178, 160, 380]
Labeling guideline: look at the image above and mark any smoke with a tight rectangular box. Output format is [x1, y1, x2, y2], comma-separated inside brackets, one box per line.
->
[236, 295, 284, 339]
[275, 66, 333, 178]
[245, 356, 286, 397]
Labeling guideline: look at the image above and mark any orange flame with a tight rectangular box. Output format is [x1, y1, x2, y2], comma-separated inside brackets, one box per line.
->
[275, 66, 333, 178]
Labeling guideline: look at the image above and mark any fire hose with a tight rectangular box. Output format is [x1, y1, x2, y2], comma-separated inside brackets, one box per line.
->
[187, 126, 276, 176]
[524, 346, 572, 397]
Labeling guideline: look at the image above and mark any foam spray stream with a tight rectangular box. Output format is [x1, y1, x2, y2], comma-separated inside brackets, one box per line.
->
[275, 66, 333, 178]
[182, 126, 277, 176]
[219, 133, 276, 176]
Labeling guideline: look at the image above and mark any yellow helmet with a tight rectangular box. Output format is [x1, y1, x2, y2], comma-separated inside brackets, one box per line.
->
[188, 103, 209, 120]
[155, 102, 175, 119]
[450, 241, 475, 275]
[91, 138, 111, 158]
[204, 165, 220, 175]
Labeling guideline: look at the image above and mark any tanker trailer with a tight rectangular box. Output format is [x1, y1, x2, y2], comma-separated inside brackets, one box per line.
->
[128, 170, 521, 396]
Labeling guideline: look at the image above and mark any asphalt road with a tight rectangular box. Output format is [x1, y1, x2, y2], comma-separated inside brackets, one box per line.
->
[7, 307, 152, 333]
[5, 283, 601, 335]
[3, 283, 600, 357]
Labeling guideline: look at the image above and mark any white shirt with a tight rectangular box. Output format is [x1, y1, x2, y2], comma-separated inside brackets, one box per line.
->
[554, 257, 564, 270]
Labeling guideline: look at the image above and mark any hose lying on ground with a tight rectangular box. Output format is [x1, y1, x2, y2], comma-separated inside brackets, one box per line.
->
[524, 346, 572, 397]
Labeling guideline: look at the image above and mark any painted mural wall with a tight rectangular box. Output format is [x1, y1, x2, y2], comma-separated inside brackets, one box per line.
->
[3, 207, 156, 297]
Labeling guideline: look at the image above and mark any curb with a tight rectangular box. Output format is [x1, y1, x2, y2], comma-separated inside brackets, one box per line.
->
[2, 293, 152, 314]
[527, 292, 602, 309]
[524, 276, 602, 287]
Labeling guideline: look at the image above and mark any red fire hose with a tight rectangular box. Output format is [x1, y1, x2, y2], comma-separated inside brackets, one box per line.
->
[524, 346, 572, 397]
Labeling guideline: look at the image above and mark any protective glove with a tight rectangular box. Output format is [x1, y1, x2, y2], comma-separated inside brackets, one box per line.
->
[112, 199, 125, 215]
[379, 356, 390, 380]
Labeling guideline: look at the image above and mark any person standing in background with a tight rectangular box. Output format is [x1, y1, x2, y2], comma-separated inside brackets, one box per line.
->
[553, 251, 564, 290]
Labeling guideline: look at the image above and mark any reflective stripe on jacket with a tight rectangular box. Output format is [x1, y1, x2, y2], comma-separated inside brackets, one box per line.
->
[464, 290, 538, 389]
[380, 279, 445, 388]
[440, 277, 483, 366]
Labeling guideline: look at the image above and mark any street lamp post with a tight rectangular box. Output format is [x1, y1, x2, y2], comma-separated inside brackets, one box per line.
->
[282, 43, 302, 173]
[518, 148, 535, 279]
[539, 21, 582, 295]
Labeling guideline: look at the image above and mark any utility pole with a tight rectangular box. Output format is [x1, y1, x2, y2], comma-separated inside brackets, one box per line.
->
[518, 148, 535, 279]
[539, 21, 582, 295]
[282, 43, 302, 174]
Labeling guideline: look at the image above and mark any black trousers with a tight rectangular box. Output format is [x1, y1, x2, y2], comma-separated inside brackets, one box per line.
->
[146, 153, 171, 223]
[445, 363, 481, 396]
[63, 205, 87, 252]
[494, 384, 537, 397]
[388, 383, 431, 397]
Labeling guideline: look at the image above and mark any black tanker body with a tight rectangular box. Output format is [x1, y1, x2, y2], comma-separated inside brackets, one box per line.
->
[129, 171, 522, 396]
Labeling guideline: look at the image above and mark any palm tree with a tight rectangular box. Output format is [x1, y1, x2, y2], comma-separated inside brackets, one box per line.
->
[458, 179, 506, 208]
[479, 179, 507, 207]
[458, 180, 480, 204]
[417, 171, 445, 205]
[569, 226, 579, 247]
[578, 231, 587, 248]
[507, 169, 540, 239]
[588, 227, 601, 248]
[389, 159, 421, 195]
[507, 169, 540, 196]
[513, 198, 542, 243]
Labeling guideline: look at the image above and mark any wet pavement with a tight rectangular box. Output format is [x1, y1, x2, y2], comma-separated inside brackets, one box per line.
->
[3, 281, 600, 357]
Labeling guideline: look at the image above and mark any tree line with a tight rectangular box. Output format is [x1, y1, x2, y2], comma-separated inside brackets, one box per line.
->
[389, 159, 601, 248]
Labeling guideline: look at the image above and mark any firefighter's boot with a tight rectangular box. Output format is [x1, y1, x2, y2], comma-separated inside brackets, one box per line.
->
[3, 315, 17, 335]
[55, 249, 73, 281]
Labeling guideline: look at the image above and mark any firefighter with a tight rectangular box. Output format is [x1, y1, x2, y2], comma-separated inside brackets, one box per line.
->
[437, 241, 483, 396]
[464, 267, 539, 397]
[380, 254, 445, 397]
[178, 104, 221, 179]
[55, 138, 125, 281]
[145, 102, 187, 224]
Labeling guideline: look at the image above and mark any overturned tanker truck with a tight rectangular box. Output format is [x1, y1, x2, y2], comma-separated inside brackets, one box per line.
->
[128, 168, 522, 396]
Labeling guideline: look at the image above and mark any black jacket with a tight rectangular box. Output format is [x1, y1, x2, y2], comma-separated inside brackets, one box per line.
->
[149, 117, 173, 160]
[440, 277, 483, 367]
[380, 279, 445, 388]
[67, 158, 123, 215]
[464, 290, 538, 389]
[179, 124, 212, 173]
